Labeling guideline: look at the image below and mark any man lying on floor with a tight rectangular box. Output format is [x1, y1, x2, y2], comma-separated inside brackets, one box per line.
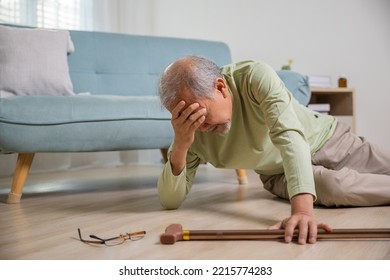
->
[157, 56, 390, 245]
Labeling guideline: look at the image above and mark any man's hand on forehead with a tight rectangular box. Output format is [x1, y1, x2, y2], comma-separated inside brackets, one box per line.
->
[169, 99, 207, 152]
[173, 101, 206, 116]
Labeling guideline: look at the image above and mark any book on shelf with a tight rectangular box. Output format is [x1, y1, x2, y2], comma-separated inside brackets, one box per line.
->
[308, 75, 332, 88]
[308, 103, 330, 114]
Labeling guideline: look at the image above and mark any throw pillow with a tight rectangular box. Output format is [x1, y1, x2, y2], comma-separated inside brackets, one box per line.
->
[277, 70, 311, 106]
[0, 25, 75, 97]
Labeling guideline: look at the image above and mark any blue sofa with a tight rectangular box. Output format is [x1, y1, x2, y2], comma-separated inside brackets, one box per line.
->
[0, 25, 310, 203]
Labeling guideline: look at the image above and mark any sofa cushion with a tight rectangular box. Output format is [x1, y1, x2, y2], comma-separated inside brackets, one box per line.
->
[277, 70, 311, 106]
[0, 95, 173, 153]
[0, 25, 75, 97]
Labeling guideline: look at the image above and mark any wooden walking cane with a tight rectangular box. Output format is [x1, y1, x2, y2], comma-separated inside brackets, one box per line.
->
[160, 224, 390, 244]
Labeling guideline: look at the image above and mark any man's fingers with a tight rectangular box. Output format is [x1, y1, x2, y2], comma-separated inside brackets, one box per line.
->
[193, 115, 206, 129]
[171, 100, 186, 119]
[297, 220, 309, 244]
[308, 221, 318, 244]
[188, 108, 206, 122]
[270, 218, 332, 244]
[268, 221, 283, 230]
[172, 102, 207, 130]
[318, 223, 333, 232]
[268, 217, 290, 230]
[180, 103, 200, 120]
[284, 219, 297, 243]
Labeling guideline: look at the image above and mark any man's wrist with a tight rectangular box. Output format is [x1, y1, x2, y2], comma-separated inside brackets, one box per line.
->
[169, 145, 188, 176]
[290, 193, 314, 215]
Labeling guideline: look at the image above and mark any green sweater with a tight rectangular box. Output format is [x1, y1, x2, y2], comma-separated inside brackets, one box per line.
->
[158, 60, 337, 209]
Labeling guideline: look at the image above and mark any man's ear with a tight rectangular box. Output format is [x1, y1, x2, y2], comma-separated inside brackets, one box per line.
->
[215, 78, 228, 97]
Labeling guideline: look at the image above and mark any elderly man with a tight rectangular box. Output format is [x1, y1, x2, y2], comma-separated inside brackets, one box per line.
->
[157, 55, 390, 244]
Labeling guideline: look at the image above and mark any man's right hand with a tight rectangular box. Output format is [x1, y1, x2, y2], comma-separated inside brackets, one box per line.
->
[169, 101, 207, 175]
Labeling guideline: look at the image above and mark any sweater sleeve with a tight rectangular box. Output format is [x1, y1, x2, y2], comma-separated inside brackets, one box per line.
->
[157, 146, 201, 209]
[249, 62, 316, 199]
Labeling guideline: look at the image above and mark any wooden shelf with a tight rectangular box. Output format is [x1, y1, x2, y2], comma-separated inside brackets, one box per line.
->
[310, 87, 356, 132]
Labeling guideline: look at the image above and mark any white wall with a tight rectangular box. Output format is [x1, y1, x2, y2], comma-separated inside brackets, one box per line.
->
[1, 0, 389, 177]
[139, 0, 390, 149]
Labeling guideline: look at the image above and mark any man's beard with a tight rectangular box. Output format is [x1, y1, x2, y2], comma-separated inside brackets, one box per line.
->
[201, 122, 231, 135]
[215, 121, 231, 136]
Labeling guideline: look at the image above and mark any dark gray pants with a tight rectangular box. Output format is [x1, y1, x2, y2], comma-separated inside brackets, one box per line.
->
[260, 122, 390, 207]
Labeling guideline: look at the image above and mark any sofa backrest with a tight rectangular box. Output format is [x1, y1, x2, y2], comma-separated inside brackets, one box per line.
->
[1, 24, 309, 104]
[68, 30, 232, 96]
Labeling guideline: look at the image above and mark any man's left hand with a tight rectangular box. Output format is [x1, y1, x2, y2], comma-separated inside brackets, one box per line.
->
[269, 193, 332, 244]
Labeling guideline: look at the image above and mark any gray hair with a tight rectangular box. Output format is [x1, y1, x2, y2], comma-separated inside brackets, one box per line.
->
[159, 56, 222, 108]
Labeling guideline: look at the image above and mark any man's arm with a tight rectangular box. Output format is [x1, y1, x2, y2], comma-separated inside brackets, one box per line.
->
[157, 101, 207, 209]
[158, 145, 202, 209]
[169, 101, 206, 173]
[249, 62, 331, 243]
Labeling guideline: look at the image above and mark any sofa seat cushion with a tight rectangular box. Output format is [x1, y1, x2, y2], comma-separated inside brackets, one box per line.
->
[0, 95, 173, 153]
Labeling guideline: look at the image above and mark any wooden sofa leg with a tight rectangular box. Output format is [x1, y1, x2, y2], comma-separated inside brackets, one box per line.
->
[235, 169, 248, 185]
[7, 153, 35, 204]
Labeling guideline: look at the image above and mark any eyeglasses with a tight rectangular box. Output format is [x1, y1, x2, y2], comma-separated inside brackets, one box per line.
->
[78, 228, 146, 246]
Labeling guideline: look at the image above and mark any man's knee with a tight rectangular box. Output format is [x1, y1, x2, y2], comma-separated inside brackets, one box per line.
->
[260, 174, 289, 200]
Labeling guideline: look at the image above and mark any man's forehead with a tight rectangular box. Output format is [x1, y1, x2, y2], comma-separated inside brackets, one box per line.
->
[176, 88, 198, 103]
